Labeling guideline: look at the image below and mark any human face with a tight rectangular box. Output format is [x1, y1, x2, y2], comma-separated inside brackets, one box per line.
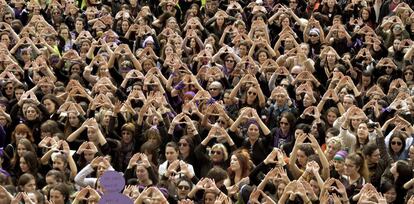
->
[297, 150, 308, 167]
[368, 149, 380, 164]
[247, 124, 260, 141]
[351, 118, 362, 130]
[87, 128, 97, 142]
[0, 115, 7, 126]
[23, 179, 36, 193]
[179, 139, 190, 155]
[4, 82, 13, 96]
[279, 117, 290, 133]
[303, 94, 314, 107]
[277, 183, 286, 197]
[83, 151, 95, 162]
[165, 146, 178, 162]
[404, 70, 414, 81]
[208, 84, 221, 97]
[326, 51, 336, 64]
[102, 111, 112, 126]
[361, 75, 371, 87]
[225, 57, 235, 68]
[342, 96, 354, 110]
[121, 21, 129, 33]
[391, 137, 403, 153]
[15, 131, 27, 143]
[53, 157, 66, 171]
[384, 187, 397, 203]
[46, 175, 58, 186]
[326, 142, 338, 157]
[258, 52, 268, 64]
[26, 107, 38, 121]
[210, 147, 224, 163]
[326, 111, 337, 125]
[20, 157, 29, 172]
[247, 87, 257, 100]
[15, 89, 24, 101]
[50, 189, 65, 204]
[43, 99, 56, 114]
[122, 130, 133, 144]
[230, 155, 241, 171]
[409, 146, 414, 160]
[239, 45, 247, 57]
[17, 143, 27, 157]
[68, 113, 79, 127]
[361, 9, 369, 20]
[216, 16, 224, 26]
[344, 159, 358, 176]
[136, 165, 149, 182]
[177, 181, 191, 199]
[357, 123, 369, 143]
[275, 93, 287, 107]
[204, 192, 216, 204]
[281, 17, 290, 28]
[333, 159, 345, 172]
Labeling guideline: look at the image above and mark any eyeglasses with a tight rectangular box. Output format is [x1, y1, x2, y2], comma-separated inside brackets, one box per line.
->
[309, 34, 318, 37]
[211, 150, 222, 155]
[391, 141, 402, 146]
[247, 91, 257, 96]
[177, 185, 190, 190]
[178, 142, 188, 147]
[405, 72, 413, 76]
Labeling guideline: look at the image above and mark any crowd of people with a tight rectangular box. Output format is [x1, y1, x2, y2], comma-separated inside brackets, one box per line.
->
[0, 0, 414, 203]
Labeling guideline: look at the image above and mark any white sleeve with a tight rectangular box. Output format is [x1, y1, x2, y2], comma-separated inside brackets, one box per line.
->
[74, 164, 97, 188]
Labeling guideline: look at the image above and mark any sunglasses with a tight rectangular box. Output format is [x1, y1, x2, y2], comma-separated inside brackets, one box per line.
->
[405, 72, 413, 75]
[211, 150, 222, 155]
[178, 142, 188, 147]
[247, 91, 257, 96]
[177, 185, 190, 190]
[391, 141, 402, 146]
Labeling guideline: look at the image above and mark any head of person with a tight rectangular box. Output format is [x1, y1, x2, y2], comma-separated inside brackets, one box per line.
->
[48, 183, 70, 204]
[356, 121, 369, 146]
[324, 107, 340, 126]
[206, 166, 228, 189]
[52, 153, 68, 172]
[297, 144, 315, 167]
[380, 181, 397, 204]
[165, 142, 179, 163]
[390, 160, 413, 185]
[24, 103, 41, 121]
[388, 131, 406, 155]
[18, 173, 37, 193]
[209, 143, 228, 163]
[41, 120, 62, 139]
[279, 111, 296, 134]
[16, 138, 35, 158]
[20, 151, 38, 175]
[176, 177, 193, 199]
[363, 143, 381, 165]
[325, 137, 342, 158]
[121, 123, 135, 144]
[45, 170, 65, 188]
[344, 153, 369, 181]
[333, 150, 348, 173]
[178, 136, 194, 157]
[229, 149, 251, 178]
